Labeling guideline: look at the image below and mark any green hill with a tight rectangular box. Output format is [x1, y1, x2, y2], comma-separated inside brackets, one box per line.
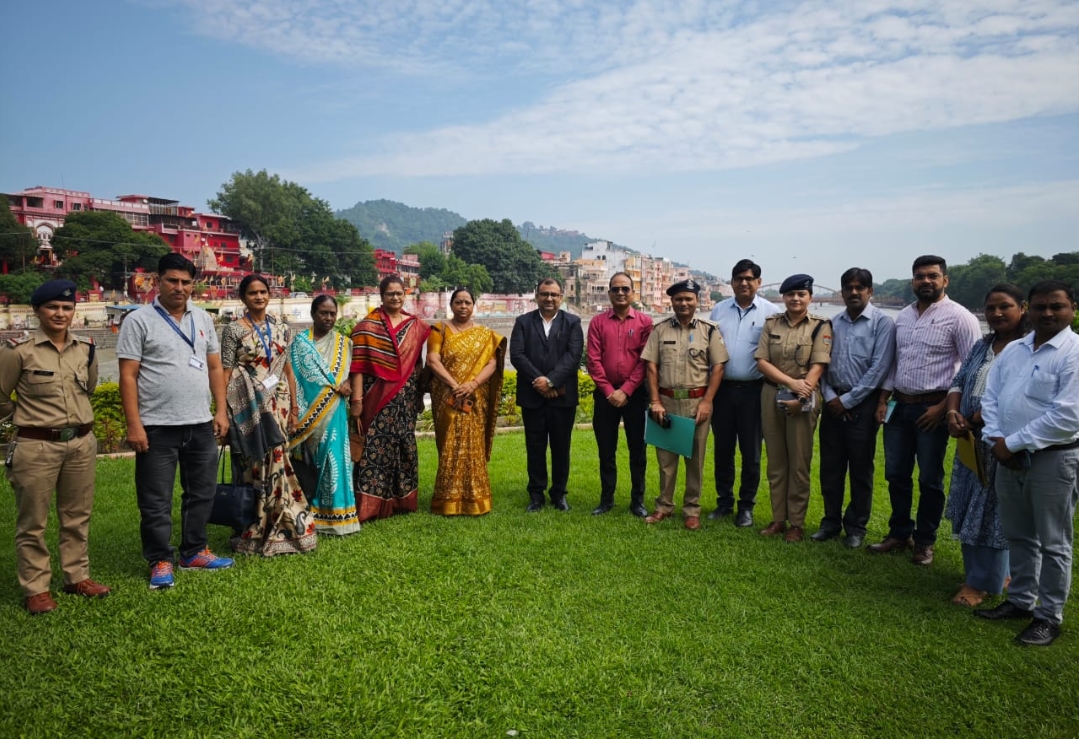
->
[335, 199, 467, 254]
[335, 199, 621, 259]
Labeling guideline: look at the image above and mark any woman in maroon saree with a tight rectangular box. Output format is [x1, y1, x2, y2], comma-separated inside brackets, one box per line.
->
[349, 275, 431, 522]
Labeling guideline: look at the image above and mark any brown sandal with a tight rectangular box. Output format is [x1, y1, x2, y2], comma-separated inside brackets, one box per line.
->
[951, 584, 987, 608]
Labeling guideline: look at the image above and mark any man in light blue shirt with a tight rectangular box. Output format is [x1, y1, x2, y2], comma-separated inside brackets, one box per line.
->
[813, 268, 895, 548]
[975, 280, 1079, 647]
[708, 259, 781, 526]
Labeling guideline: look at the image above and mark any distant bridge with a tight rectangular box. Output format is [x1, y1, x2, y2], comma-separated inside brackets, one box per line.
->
[758, 284, 906, 307]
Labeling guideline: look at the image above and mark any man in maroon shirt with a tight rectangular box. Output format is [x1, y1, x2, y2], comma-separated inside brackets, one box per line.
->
[586, 272, 654, 517]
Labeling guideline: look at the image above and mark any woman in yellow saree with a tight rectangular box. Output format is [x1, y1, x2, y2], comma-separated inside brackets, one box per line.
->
[425, 288, 506, 516]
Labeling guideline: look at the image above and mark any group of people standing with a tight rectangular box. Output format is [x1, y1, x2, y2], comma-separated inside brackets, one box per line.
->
[5, 252, 1078, 649]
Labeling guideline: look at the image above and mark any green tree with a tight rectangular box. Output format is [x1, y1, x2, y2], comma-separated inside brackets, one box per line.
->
[450, 218, 547, 294]
[0, 195, 37, 273]
[210, 169, 376, 288]
[51, 211, 170, 291]
[404, 241, 446, 280]
[0, 272, 45, 305]
[946, 254, 1007, 309]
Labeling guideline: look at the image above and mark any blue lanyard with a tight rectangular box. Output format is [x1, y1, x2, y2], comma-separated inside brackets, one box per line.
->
[247, 313, 273, 362]
[153, 305, 195, 349]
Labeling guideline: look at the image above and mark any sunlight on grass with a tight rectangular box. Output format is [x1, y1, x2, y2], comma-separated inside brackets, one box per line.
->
[1, 432, 1077, 738]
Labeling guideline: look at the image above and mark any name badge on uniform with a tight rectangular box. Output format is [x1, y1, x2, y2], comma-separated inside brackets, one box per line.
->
[188, 355, 206, 371]
[262, 374, 280, 391]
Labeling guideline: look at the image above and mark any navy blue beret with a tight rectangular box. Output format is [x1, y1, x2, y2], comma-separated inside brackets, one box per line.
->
[666, 278, 701, 297]
[31, 280, 78, 308]
[779, 274, 814, 294]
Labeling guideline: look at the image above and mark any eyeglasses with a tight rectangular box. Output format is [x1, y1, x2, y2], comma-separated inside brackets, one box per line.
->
[538, 292, 562, 299]
[608, 286, 632, 294]
[732, 276, 757, 284]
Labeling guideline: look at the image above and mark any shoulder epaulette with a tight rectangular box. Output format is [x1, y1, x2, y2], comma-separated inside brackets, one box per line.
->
[73, 334, 96, 365]
[4, 332, 31, 349]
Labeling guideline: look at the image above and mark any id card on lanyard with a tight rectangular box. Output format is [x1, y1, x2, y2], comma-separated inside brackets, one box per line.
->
[247, 314, 278, 390]
[154, 305, 204, 370]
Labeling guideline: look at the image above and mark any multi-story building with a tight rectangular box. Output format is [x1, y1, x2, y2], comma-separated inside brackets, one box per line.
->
[3, 185, 246, 297]
[373, 248, 420, 290]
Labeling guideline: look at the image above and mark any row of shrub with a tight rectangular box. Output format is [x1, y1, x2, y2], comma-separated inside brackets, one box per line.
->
[3, 371, 599, 452]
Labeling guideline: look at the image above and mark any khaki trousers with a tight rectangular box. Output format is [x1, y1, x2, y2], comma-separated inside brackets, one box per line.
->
[760, 384, 820, 528]
[6, 433, 97, 596]
[654, 396, 710, 517]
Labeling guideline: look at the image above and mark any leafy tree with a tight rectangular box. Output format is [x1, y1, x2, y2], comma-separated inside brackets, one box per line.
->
[0, 272, 45, 305]
[873, 278, 914, 304]
[450, 218, 547, 294]
[1006, 252, 1046, 282]
[0, 195, 37, 273]
[404, 241, 446, 280]
[51, 211, 170, 291]
[442, 254, 494, 293]
[210, 169, 376, 288]
[946, 254, 1007, 309]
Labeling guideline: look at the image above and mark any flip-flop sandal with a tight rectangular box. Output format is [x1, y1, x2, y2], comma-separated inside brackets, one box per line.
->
[951, 585, 987, 608]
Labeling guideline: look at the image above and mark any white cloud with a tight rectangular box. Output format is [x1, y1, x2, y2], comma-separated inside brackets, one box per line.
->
[159, 0, 1079, 178]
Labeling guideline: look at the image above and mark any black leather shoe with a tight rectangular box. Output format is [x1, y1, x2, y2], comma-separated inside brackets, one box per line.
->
[629, 503, 648, 518]
[974, 600, 1034, 621]
[843, 533, 865, 549]
[810, 528, 840, 542]
[1015, 619, 1060, 646]
[592, 502, 614, 515]
[552, 498, 570, 512]
[526, 501, 544, 513]
[734, 509, 754, 528]
[707, 508, 733, 521]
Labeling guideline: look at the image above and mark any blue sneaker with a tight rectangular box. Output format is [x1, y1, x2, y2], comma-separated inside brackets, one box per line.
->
[179, 548, 234, 571]
[149, 561, 174, 590]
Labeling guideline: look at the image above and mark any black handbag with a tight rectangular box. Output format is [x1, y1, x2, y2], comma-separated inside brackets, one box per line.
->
[209, 448, 259, 531]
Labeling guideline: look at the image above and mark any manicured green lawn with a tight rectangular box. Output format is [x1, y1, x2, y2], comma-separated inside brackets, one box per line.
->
[1, 431, 1077, 738]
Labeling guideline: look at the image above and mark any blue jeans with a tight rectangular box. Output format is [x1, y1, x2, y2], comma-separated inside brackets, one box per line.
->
[134, 422, 218, 563]
[883, 400, 949, 546]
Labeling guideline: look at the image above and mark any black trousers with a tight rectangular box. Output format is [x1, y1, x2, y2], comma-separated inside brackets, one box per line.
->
[134, 422, 218, 563]
[710, 380, 764, 513]
[592, 388, 648, 505]
[817, 394, 880, 536]
[522, 405, 576, 503]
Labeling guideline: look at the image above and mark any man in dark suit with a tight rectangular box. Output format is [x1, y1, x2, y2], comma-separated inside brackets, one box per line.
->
[510, 278, 584, 512]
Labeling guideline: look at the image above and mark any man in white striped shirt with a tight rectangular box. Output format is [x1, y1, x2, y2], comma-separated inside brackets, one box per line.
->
[869, 255, 980, 566]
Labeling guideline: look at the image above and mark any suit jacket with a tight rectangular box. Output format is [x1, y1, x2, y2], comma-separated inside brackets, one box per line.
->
[510, 309, 583, 409]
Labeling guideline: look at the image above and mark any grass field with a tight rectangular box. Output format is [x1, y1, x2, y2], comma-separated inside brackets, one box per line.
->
[1, 431, 1077, 738]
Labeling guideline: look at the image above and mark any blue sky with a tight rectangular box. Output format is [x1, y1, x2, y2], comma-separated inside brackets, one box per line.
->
[3, 0, 1077, 288]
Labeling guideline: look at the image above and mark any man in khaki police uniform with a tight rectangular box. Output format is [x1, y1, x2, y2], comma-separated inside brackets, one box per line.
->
[642, 279, 728, 529]
[0, 280, 110, 614]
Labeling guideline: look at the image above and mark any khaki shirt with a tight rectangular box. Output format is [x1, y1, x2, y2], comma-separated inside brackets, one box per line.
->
[642, 316, 728, 389]
[754, 312, 832, 379]
[0, 329, 97, 428]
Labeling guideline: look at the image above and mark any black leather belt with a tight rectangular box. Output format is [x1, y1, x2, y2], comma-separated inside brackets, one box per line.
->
[17, 423, 94, 442]
[724, 379, 763, 388]
[1038, 440, 1079, 454]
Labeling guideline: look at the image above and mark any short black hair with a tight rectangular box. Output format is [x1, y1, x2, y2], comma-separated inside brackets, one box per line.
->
[1028, 280, 1076, 304]
[238, 273, 270, 298]
[450, 287, 476, 304]
[536, 277, 563, 292]
[379, 274, 405, 294]
[731, 259, 762, 280]
[912, 255, 947, 275]
[158, 252, 196, 278]
[608, 272, 634, 291]
[310, 294, 336, 314]
[840, 268, 873, 289]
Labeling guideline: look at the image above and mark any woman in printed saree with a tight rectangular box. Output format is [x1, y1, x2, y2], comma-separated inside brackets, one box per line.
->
[288, 296, 360, 535]
[221, 274, 316, 556]
[349, 275, 431, 522]
[425, 288, 506, 516]
[944, 284, 1028, 607]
